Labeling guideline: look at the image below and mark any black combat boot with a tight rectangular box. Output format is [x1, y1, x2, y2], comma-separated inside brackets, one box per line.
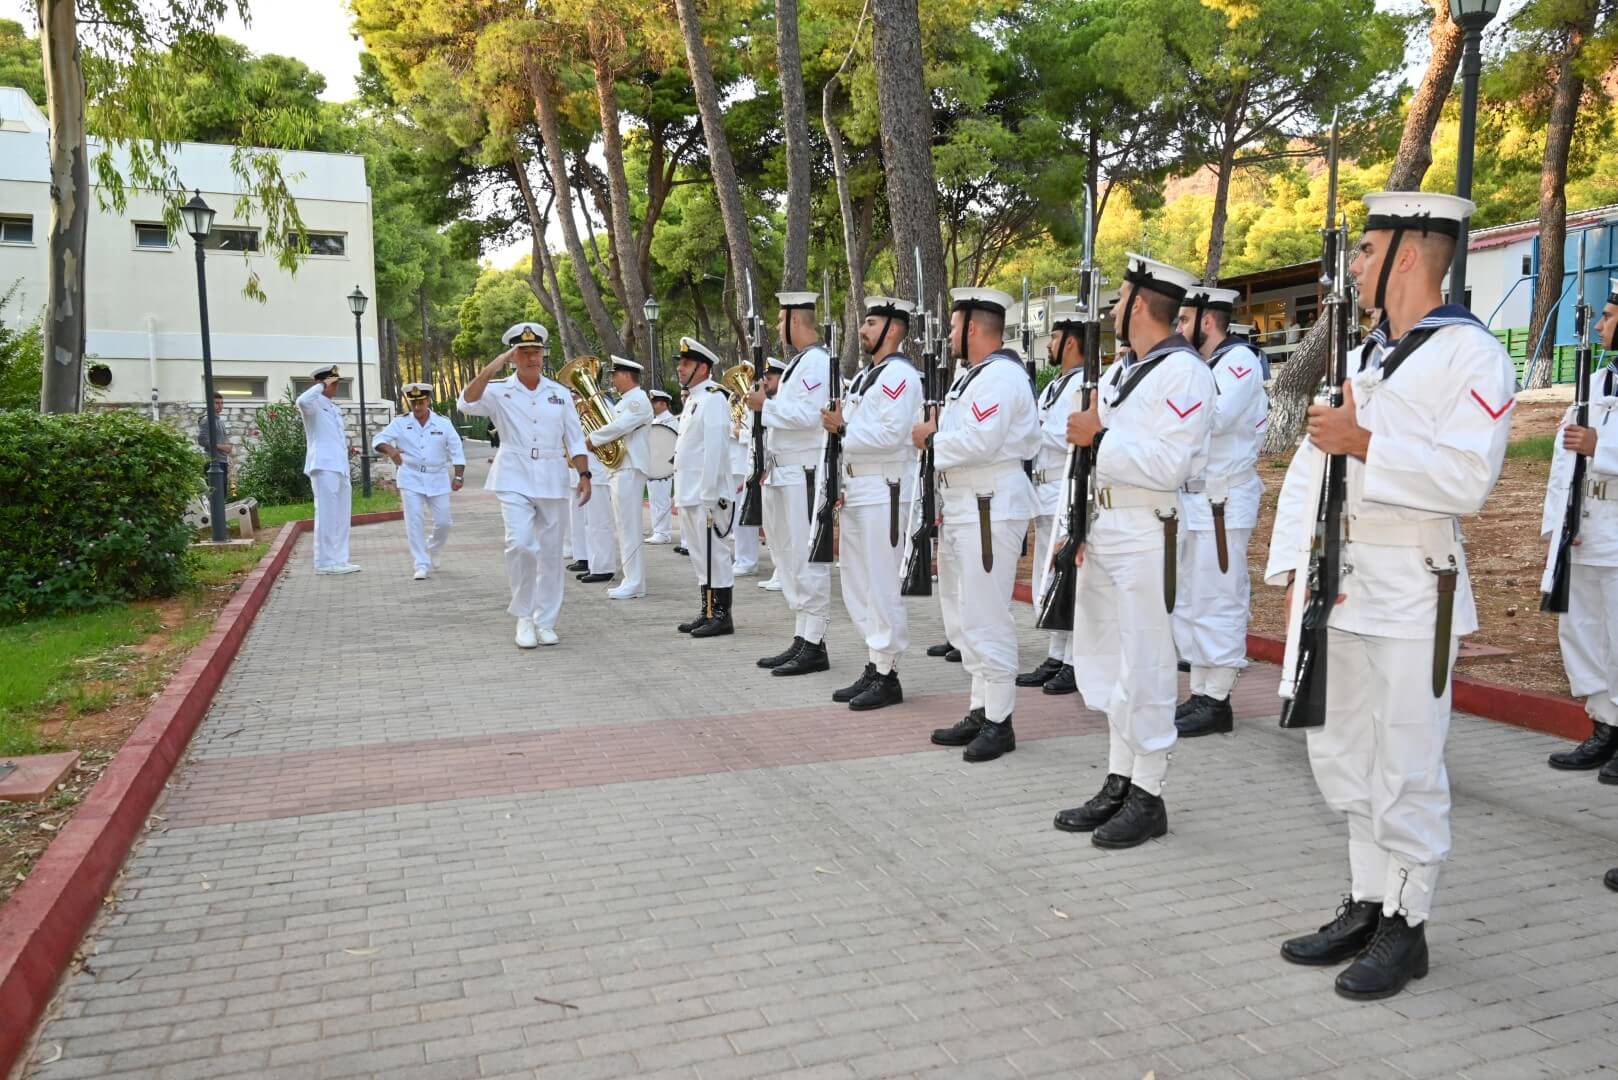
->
[1334, 914, 1428, 1000]
[1280, 898, 1382, 966]
[963, 716, 1015, 762]
[772, 639, 829, 675]
[1175, 693, 1208, 721]
[690, 588, 734, 637]
[1054, 774, 1131, 833]
[673, 545, 689, 555]
[850, 670, 903, 712]
[566, 559, 589, 572]
[1016, 657, 1064, 687]
[833, 664, 878, 703]
[1177, 695, 1234, 738]
[926, 642, 954, 658]
[945, 647, 962, 663]
[1548, 722, 1618, 770]
[1042, 665, 1077, 695]
[759, 637, 805, 669]
[931, 708, 985, 746]
[578, 572, 614, 583]
[1091, 785, 1168, 848]
[678, 589, 710, 633]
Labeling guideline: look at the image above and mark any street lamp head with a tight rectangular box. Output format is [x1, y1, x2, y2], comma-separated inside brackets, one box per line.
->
[179, 190, 214, 243]
[643, 295, 660, 325]
[348, 285, 368, 317]
[1448, 0, 1501, 28]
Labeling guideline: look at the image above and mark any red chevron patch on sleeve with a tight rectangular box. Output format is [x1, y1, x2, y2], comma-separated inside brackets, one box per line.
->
[881, 380, 908, 400]
[1228, 366, 1253, 380]
[1470, 389, 1514, 421]
[803, 380, 822, 392]
[1166, 398, 1203, 420]
[971, 402, 999, 423]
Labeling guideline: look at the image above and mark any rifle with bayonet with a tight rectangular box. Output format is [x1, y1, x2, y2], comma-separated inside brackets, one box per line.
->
[1543, 232, 1594, 614]
[739, 270, 765, 528]
[902, 280, 942, 597]
[807, 272, 841, 564]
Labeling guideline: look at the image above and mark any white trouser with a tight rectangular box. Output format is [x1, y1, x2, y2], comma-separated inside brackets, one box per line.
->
[401, 489, 451, 572]
[1171, 526, 1252, 700]
[940, 516, 1026, 723]
[564, 491, 578, 557]
[610, 468, 646, 592]
[681, 503, 735, 588]
[1031, 514, 1074, 665]
[1070, 542, 1177, 795]
[763, 482, 831, 643]
[735, 525, 760, 570]
[1560, 561, 1618, 725]
[309, 469, 351, 569]
[648, 478, 673, 539]
[840, 500, 912, 672]
[498, 492, 567, 629]
[1307, 628, 1457, 925]
[583, 477, 618, 573]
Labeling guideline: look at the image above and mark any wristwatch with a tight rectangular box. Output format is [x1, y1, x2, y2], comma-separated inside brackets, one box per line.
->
[577, 467, 590, 479]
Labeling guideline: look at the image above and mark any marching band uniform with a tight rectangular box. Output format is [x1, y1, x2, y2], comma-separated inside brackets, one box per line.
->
[588, 358, 654, 598]
[926, 288, 1041, 762]
[732, 405, 761, 574]
[458, 323, 588, 648]
[1173, 286, 1269, 736]
[1055, 255, 1215, 847]
[1267, 193, 1514, 999]
[757, 292, 834, 676]
[673, 337, 739, 636]
[296, 364, 358, 574]
[372, 383, 465, 579]
[574, 400, 618, 583]
[832, 298, 923, 710]
[647, 391, 678, 544]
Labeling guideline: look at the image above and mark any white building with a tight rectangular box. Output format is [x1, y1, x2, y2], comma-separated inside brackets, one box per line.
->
[0, 86, 385, 428]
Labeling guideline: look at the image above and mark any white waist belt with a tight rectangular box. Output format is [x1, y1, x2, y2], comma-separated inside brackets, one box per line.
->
[766, 448, 824, 469]
[1586, 478, 1618, 501]
[939, 461, 1026, 492]
[1181, 468, 1253, 500]
[1343, 515, 1460, 549]
[1095, 484, 1178, 514]
[845, 457, 912, 478]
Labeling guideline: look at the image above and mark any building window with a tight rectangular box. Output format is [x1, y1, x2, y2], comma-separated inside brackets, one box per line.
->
[134, 223, 172, 249]
[205, 227, 260, 253]
[290, 377, 353, 400]
[209, 376, 268, 400]
[289, 230, 347, 257]
[1521, 254, 1533, 277]
[0, 215, 32, 244]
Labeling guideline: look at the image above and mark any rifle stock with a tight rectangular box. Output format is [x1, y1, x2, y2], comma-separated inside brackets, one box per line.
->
[902, 291, 943, 596]
[807, 271, 841, 564]
[1543, 233, 1593, 614]
[739, 272, 765, 527]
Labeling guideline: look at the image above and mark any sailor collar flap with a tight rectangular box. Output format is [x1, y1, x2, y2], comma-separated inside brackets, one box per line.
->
[785, 343, 828, 384]
[1359, 304, 1485, 381]
[1042, 367, 1080, 406]
[1106, 335, 1197, 409]
[945, 352, 1019, 402]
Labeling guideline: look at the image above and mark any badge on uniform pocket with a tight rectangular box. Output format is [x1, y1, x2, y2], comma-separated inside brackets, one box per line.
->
[547, 395, 564, 405]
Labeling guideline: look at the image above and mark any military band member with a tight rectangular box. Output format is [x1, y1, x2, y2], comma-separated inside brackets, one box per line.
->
[1171, 286, 1269, 736]
[1018, 300, 1085, 697]
[752, 292, 834, 676]
[296, 364, 360, 575]
[1543, 281, 1618, 777]
[373, 382, 466, 579]
[571, 393, 619, 584]
[458, 322, 591, 649]
[586, 357, 654, 598]
[673, 337, 739, 637]
[1267, 192, 1514, 998]
[647, 390, 678, 544]
[1053, 255, 1215, 846]
[917, 288, 1041, 762]
[823, 297, 923, 710]
[732, 363, 776, 575]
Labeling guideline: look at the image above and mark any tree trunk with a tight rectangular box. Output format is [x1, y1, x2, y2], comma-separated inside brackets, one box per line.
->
[530, 69, 624, 356]
[776, 0, 812, 291]
[689, 277, 714, 345]
[39, 0, 87, 414]
[1525, 7, 1596, 390]
[592, 53, 650, 358]
[418, 284, 434, 389]
[510, 158, 589, 358]
[1203, 124, 1240, 283]
[871, 0, 945, 303]
[673, 0, 757, 346]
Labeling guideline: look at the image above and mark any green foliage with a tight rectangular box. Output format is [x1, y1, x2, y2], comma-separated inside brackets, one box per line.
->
[0, 282, 43, 411]
[0, 19, 44, 105]
[454, 265, 545, 361]
[0, 411, 201, 623]
[257, 491, 400, 529]
[1507, 434, 1557, 461]
[235, 389, 314, 505]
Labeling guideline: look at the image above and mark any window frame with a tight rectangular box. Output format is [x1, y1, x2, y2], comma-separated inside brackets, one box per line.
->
[133, 222, 173, 251]
[289, 230, 348, 258]
[205, 226, 262, 254]
[0, 215, 34, 246]
[207, 376, 269, 402]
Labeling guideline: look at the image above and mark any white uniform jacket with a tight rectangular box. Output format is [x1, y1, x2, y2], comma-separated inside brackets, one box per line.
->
[589, 386, 653, 473]
[296, 382, 350, 475]
[1089, 337, 1217, 554]
[1265, 308, 1516, 639]
[1034, 367, 1083, 518]
[372, 411, 465, 496]
[458, 375, 587, 499]
[1180, 337, 1269, 532]
[933, 351, 1041, 523]
[674, 377, 737, 511]
[762, 344, 832, 485]
[842, 354, 923, 509]
[1542, 364, 1618, 575]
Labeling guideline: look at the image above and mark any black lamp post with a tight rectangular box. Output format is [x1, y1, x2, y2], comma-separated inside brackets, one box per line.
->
[180, 190, 228, 544]
[1448, 0, 1503, 306]
[347, 286, 372, 498]
[643, 295, 661, 390]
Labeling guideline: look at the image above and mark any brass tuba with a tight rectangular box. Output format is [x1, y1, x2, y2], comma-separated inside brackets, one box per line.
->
[556, 355, 624, 469]
[719, 361, 754, 431]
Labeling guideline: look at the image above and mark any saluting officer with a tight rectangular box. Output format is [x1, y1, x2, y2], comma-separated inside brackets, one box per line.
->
[823, 297, 923, 711]
[673, 337, 739, 637]
[915, 288, 1041, 763]
[646, 390, 678, 545]
[1053, 255, 1215, 848]
[588, 357, 654, 598]
[458, 323, 591, 649]
[1018, 299, 1086, 697]
[295, 364, 360, 575]
[752, 292, 834, 676]
[1171, 286, 1270, 736]
[1266, 192, 1514, 999]
[373, 382, 466, 579]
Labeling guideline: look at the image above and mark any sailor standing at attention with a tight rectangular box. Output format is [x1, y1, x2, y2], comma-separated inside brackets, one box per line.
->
[372, 382, 465, 579]
[646, 390, 678, 545]
[296, 364, 360, 575]
[672, 337, 740, 637]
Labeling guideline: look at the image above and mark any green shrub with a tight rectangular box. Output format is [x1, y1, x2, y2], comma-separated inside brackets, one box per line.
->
[0, 410, 202, 621]
[236, 388, 313, 504]
[0, 281, 43, 411]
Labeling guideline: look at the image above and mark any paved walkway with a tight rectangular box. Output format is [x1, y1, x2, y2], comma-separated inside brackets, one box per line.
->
[24, 456, 1618, 1080]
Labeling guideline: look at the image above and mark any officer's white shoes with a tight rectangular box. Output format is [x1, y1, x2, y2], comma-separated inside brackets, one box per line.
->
[515, 618, 539, 649]
[758, 576, 782, 591]
[536, 626, 559, 646]
[607, 585, 645, 600]
[316, 563, 362, 576]
[735, 563, 758, 575]
[645, 534, 672, 545]
[561, 548, 574, 560]
[413, 567, 428, 580]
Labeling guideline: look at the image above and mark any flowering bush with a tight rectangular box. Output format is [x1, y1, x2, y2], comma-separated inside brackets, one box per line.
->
[236, 388, 314, 505]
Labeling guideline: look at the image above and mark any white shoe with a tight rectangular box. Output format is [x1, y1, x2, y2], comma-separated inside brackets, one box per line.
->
[735, 563, 758, 576]
[758, 577, 782, 591]
[515, 618, 539, 649]
[561, 549, 574, 560]
[607, 585, 645, 599]
[413, 567, 428, 580]
[535, 626, 559, 646]
[645, 534, 672, 545]
[318, 562, 361, 576]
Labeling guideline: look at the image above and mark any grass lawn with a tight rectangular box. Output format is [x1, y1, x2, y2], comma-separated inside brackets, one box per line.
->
[258, 489, 400, 528]
[1507, 434, 1556, 461]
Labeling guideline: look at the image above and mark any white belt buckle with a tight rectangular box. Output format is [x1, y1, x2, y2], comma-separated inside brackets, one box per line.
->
[530, 447, 540, 460]
[1592, 479, 1609, 500]
[1096, 486, 1113, 510]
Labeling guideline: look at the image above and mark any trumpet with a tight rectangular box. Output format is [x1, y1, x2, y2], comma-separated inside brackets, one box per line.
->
[720, 361, 755, 431]
[556, 355, 625, 469]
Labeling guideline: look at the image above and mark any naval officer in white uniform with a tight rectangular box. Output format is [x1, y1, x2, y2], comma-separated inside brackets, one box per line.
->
[588, 357, 654, 598]
[373, 382, 466, 579]
[295, 364, 359, 574]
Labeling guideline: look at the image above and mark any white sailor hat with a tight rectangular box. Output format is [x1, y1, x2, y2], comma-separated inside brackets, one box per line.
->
[311, 364, 340, 381]
[1182, 286, 1240, 313]
[1047, 300, 1085, 328]
[608, 355, 643, 374]
[1362, 191, 1475, 239]
[765, 356, 788, 374]
[863, 296, 915, 320]
[649, 389, 672, 403]
[402, 382, 432, 401]
[1123, 253, 1198, 305]
[1605, 278, 1618, 305]
[677, 336, 723, 367]
[950, 287, 1016, 317]
[776, 291, 818, 310]
[502, 322, 549, 347]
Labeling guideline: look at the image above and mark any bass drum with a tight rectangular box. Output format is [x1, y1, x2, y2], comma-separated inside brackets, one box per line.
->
[644, 424, 677, 480]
